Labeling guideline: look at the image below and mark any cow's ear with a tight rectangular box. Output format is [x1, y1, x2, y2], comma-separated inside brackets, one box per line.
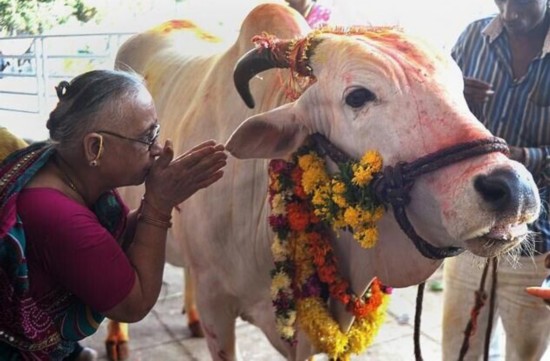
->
[226, 103, 309, 159]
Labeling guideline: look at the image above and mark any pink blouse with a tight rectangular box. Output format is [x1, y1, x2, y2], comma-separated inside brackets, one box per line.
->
[17, 188, 135, 313]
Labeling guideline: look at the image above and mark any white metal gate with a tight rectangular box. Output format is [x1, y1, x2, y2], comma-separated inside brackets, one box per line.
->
[0, 32, 135, 117]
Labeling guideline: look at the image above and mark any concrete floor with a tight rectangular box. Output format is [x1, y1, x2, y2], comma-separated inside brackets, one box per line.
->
[80, 263, 450, 361]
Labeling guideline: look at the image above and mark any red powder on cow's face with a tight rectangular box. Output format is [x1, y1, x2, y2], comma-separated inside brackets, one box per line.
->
[377, 37, 436, 77]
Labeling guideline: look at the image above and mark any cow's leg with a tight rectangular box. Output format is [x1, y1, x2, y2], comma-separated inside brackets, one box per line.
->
[245, 299, 312, 361]
[195, 276, 240, 361]
[105, 320, 129, 361]
[183, 267, 204, 337]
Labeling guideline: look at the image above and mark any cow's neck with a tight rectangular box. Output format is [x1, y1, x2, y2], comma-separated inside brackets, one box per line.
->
[266, 143, 392, 355]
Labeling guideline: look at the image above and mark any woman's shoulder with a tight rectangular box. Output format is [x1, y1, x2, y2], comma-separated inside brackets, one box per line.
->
[19, 187, 91, 211]
[17, 188, 97, 229]
[18, 188, 120, 252]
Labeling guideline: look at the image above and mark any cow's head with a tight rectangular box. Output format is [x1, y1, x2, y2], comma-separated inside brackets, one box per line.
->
[226, 26, 540, 284]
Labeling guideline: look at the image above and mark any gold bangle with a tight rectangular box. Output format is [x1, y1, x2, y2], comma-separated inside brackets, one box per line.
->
[141, 196, 172, 221]
[137, 213, 172, 228]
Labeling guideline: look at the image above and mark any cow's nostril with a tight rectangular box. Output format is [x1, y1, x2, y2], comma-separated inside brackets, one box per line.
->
[474, 170, 514, 211]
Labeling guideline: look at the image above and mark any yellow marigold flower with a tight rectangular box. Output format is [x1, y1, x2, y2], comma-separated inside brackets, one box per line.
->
[295, 266, 314, 286]
[292, 234, 309, 262]
[271, 236, 289, 262]
[271, 272, 291, 294]
[312, 189, 326, 206]
[313, 207, 331, 220]
[361, 150, 383, 171]
[344, 207, 361, 228]
[271, 193, 286, 215]
[302, 167, 325, 194]
[332, 194, 348, 208]
[332, 217, 347, 229]
[271, 178, 281, 192]
[360, 206, 384, 223]
[270, 283, 279, 299]
[286, 310, 297, 325]
[279, 325, 295, 339]
[298, 153, 317, 171]
[331, 180, 346, 194]
[297, 298, 348, 357]
[355, 227, 379, 248]
[373, 206, 384, 221]
[352, 165, 374, 187]
[309, 166, 329, 187]
[317, 183, 330, 196]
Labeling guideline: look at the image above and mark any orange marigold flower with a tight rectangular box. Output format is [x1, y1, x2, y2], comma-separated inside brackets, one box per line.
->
[318, 263, 337, 283]
[331, 281, 351, 304]
[287, 202, 310, 231]
[351, 298, 370, 318]
[291, 167, 307, 199]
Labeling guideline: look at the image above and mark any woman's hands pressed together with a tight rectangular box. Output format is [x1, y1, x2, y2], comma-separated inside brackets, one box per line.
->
[144, 139, 227, 213]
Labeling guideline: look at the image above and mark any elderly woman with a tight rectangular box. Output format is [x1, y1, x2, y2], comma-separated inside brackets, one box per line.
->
[0, 69, 227, 360]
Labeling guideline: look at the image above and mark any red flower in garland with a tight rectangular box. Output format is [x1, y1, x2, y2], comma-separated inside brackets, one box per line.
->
[331, 281, 351, 304]
[291, 167, 307, 199]
[347, 279, 385, 318]
[287, 202, 310, 232]
[308, 233, 330, 266]
[318, 262, 337, 282]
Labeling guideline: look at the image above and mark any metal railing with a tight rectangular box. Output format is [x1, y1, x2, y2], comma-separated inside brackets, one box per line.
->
[0, 32, 135, 116]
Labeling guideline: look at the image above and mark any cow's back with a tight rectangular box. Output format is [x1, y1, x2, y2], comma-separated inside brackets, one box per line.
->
[116, 4, 310, 276]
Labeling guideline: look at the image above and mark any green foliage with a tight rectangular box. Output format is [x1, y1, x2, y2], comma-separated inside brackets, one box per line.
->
[0, 0, 97, 36]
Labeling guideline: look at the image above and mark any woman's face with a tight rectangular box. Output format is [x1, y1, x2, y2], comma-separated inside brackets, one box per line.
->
[98, 87, 161, 187]
[495, 0, 548, 35]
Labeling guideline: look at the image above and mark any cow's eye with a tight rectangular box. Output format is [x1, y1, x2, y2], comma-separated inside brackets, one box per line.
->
[345, 88, 376, 108]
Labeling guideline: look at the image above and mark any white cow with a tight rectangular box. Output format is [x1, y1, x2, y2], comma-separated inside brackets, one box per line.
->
[114, 3, 540, 360]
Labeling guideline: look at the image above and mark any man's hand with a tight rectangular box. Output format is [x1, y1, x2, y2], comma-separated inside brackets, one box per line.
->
[509, 146, 526, 164]
[463, 77, 494, 103]
[525, 253, 550, 305]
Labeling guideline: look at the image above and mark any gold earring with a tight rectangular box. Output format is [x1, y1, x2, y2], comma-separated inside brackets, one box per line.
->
[96, 136, 104, 160]
[89, 136, 103, 167]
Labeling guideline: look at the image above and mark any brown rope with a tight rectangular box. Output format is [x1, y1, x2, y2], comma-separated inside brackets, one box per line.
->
[458, 258, 491, 360]
[457, 257, 498, 361]
[372, 138, 509, 260]
[414, 282, 426, 361]
[483, 258, 498, 361]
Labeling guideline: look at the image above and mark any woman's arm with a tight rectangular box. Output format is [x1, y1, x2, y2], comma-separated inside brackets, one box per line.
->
[102, 140, 226, 322]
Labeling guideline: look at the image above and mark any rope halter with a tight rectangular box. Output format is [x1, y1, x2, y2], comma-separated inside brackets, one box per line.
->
[311, 133, 510, 260]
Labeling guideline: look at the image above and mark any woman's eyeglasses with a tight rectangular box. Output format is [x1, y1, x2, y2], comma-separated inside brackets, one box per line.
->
[96, 124, 160, 151]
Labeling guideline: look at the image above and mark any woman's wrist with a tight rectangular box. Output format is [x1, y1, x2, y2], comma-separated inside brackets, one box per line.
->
[137, 212, 172, 228]
[135, 195, 173, 229]
[141, 195, 172, 220]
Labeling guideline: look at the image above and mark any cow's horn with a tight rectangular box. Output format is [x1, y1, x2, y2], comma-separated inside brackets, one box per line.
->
[233, 38, 299, 109]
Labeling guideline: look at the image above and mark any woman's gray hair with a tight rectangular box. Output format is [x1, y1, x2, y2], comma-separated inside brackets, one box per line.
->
[47, 69, 145, 149]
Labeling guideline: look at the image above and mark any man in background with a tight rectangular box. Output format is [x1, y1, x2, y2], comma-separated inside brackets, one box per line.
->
[442, 0, 550, 360]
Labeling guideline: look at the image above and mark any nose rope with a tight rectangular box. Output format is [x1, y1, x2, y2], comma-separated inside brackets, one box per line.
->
[311, 134, 510, 260]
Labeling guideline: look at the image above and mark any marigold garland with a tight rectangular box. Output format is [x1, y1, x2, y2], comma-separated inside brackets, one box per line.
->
[268, 142, 392, 360]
